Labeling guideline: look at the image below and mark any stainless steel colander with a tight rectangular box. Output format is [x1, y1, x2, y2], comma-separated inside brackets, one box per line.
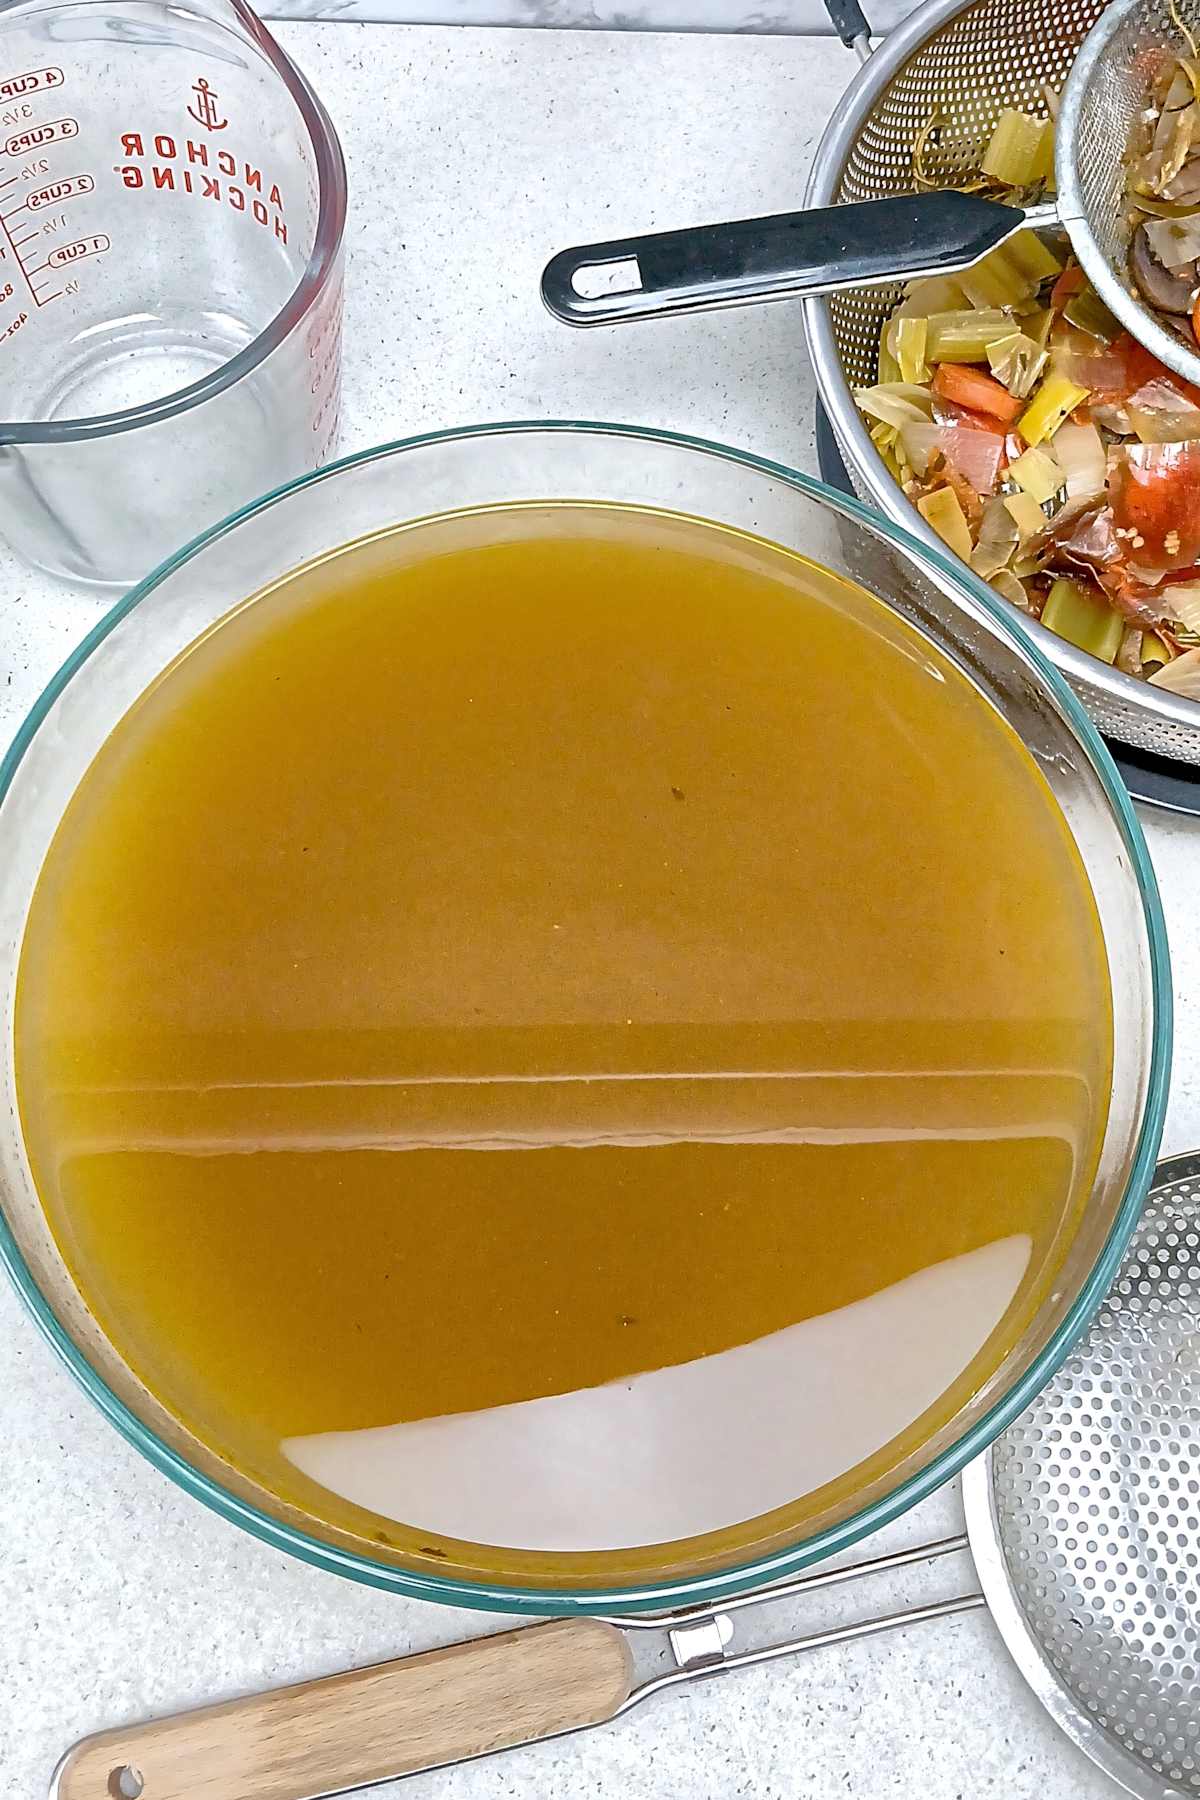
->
[804, 0, 1200, 768]
[540, 0, 1200, 766]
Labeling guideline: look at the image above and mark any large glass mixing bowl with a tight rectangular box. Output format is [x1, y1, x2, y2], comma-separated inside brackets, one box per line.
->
[0, 423, 1172, 1616]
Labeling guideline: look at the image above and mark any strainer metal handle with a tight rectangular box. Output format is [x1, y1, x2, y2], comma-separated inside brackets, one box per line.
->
[541, 192, 1059, 326]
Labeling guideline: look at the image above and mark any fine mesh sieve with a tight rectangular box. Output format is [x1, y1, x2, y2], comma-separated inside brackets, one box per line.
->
[1063, 0, 1200, 394]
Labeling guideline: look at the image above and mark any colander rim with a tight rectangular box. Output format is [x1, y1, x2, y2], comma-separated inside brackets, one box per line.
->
[800, 0, 1200, 761]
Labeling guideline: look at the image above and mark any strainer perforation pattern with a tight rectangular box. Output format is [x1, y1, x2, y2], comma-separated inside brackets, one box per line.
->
[990, 1174, 1200, 1793]
[832, 0, 1106, 325]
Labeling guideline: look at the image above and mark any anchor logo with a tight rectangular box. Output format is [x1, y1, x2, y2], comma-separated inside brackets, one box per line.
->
[186, 77, 228, 131]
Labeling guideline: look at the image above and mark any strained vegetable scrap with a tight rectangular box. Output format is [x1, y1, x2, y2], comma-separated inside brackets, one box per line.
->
[853, 97, 1200, 682]
[1127, 50, 1200, 342]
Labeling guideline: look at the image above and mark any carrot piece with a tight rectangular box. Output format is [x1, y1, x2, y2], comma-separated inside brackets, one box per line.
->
[1050, 264, 1086, 309]
[931, 363, 1024, 425]
[1192, 290, 1200, 348]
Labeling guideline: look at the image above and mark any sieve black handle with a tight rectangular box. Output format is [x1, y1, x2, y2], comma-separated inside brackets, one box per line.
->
[823, 0, 872, 48]
[541, 190, 1058, 327]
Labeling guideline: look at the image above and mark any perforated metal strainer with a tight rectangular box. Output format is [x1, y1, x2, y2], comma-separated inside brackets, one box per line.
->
[804, 0, 1200, 768]
[541, 0, 1200, 767]
[963, 1148, 1200, 1800]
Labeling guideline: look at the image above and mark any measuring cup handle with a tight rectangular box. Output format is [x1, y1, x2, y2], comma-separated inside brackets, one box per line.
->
[541, 190, 1047, 328]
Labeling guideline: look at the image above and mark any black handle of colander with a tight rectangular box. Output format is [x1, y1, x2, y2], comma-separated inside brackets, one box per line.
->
[822, 0, 872, 49]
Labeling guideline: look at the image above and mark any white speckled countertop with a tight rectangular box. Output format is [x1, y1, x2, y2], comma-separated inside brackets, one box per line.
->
[4, 20, 1200, 1799]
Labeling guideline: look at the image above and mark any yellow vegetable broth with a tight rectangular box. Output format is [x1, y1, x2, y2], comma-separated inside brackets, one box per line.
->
[14, 503, 1112, 1582]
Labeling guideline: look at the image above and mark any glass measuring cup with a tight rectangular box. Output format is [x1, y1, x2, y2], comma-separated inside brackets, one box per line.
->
[0, 0, 346, 586]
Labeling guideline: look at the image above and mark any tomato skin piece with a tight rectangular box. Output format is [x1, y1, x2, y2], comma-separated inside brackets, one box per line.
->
[1109, 440, 1200, 571]
[1118, 335, 1200, 410]
[931, 363, 1023, 425]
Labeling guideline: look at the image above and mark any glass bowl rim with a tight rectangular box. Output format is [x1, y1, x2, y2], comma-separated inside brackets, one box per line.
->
[0, 418, 1173, 1616]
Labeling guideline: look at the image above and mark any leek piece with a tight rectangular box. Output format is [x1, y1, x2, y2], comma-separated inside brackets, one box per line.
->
[1063, 286, 1121, 342]
[981, 109, 1054, 187]
[917, 486, 974, 562]
[869, 419, 904, 479]
[898, 417, 941, 476]
[1150, 646, 1200, 694]
[1130, 193, 1200, 217]
[971, 496, 1020, 578]
[957, 246, 1035, 310]
[926, 309, 1013, 362]
[1009, 443, 1064, 503]
[888, 315, 929, 384]
[986, 330, 1048, 398]
[877, 319, 901, 385]
[1163, 581, 1200, 633]
[1006, 230, 1063, 284]
[1053, 420, 1107, 500]
[897, 274, 966, 316]
[1002, 490, 1049, 537]
[1018, 374, 1090, 445]
[990, 568, 1034, 610]
[1041, 576, 1123, 662]
[855, 383, 934, 429]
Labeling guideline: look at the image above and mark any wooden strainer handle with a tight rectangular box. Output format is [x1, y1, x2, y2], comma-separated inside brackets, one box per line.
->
[53, 1617, 634, 1800]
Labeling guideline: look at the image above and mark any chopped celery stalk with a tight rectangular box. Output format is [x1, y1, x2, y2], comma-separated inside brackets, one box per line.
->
[981, 109, 1053, 187]
[957, 246, 1035, 310]
[887, 315, 929, 384]
[877, 320, 901, 385]
[1143, 634, 1173, 671]
[855, 382, 934, 430]
[1009, 443, 1064, 503]
[897, 274, 966, 316]
[1018, 375, 1090, 445]
[986, 331, 1048, 398]
[1003, 490, 1050, 537]
[1005, 229, 1063, 284]
[1041, 576, 1123, 662]
[925, 309, 1013, 362]
[869, 420, 899, 452]
[917, 486, 974, 562]
[1063, 286, 1121, 342]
